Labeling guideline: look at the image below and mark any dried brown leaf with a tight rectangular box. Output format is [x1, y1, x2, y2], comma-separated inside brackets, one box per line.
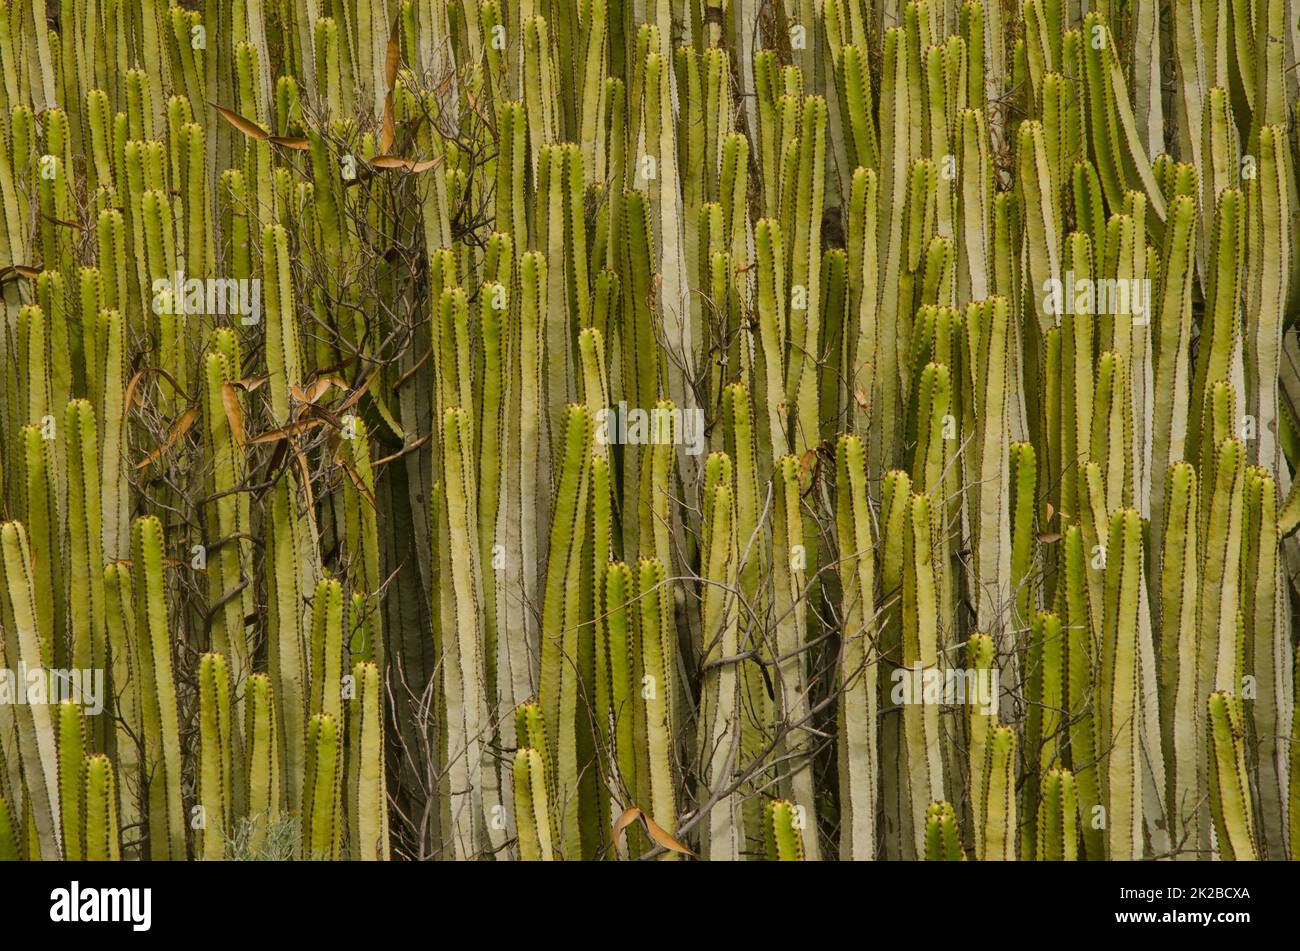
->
[209, 102, 269, 140]
[136, 406, 199, 469]
[611, 807, 695, 857]
[221, 382, 246, 447]
[268, 135, 311, 150]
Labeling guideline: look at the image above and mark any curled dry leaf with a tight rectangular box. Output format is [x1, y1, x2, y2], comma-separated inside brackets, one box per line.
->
[123, 366, 194, 414]
[295, 450, 316, 512]
[209, 101, 268, 140]
[248, 418, 326, 445]
[335, 371, 375, 415]
[798, 448, 819, 481]
[611, 807, 641, 844]
[611, 807, 695, 857]
[380, 21, 400, 153]
[268, 135, 311, 150]
[136, 406, 199, 470]
[368, 154, 442, 173]
[464, 86, 493, 130]
[385, 17, 401, 91]
[380, 95, 396, 154]
[0, 264, 41, 282]
[293, 375, 347, 406]
[221, 382, 246, 447]
[230, 375, 269, 393]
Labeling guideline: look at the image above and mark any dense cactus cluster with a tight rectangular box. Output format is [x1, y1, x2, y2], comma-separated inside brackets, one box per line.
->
[0, 0, 1297, 862]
